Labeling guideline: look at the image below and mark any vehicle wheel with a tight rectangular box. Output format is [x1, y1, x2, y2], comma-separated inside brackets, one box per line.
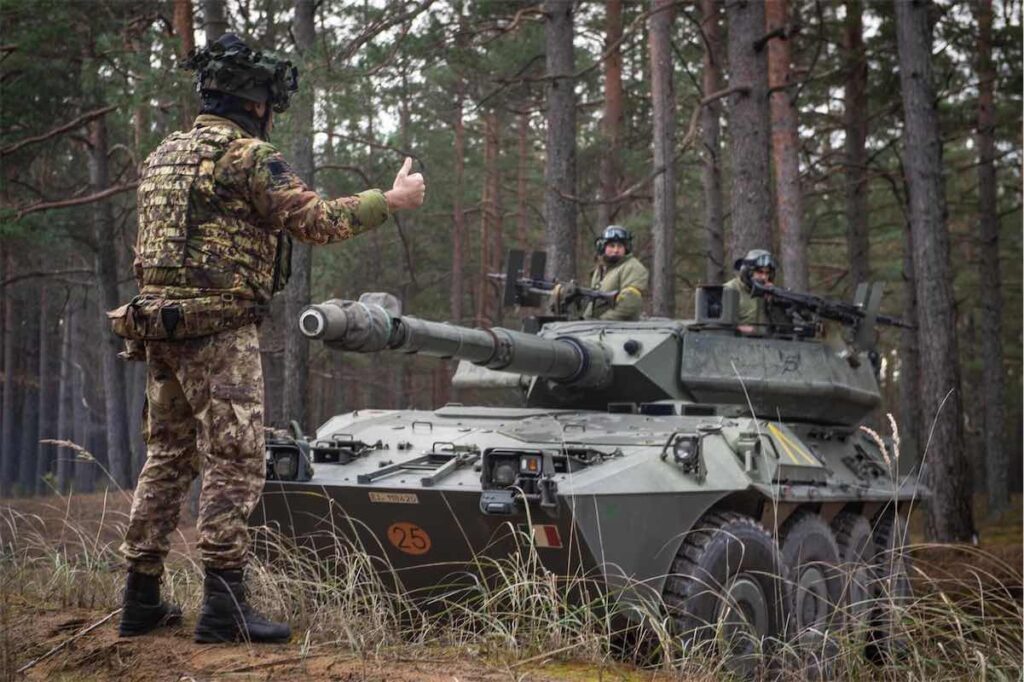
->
[663, 510, 784, 676]
[866, 509, 913, 664]
[779, 511, 843, 672]
[831, 511, 876, 632]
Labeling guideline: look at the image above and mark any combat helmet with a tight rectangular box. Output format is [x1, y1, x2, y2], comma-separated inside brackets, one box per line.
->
[733, 249, 776, 287]
[182, 33, 298, 113]
[595, 225, 633, 255]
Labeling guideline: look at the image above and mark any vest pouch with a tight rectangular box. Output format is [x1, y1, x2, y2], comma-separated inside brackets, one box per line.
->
[107, 296, 181, 340]
[109, 294, 264, 341]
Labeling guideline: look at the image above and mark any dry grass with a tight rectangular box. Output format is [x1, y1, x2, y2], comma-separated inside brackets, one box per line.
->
[1, 489, 1021, 680]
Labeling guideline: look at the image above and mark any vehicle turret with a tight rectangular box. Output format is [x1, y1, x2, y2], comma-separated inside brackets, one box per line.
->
[298, 289, 885, 426]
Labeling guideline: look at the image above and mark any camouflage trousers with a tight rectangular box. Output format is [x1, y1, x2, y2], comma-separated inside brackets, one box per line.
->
[121, 324, 264, 576]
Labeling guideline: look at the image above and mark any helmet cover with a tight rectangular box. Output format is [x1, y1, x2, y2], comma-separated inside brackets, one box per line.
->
[182, 33, 298, 113]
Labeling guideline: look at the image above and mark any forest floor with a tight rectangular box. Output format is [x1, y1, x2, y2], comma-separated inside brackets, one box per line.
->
[0, 491, 1020, 681]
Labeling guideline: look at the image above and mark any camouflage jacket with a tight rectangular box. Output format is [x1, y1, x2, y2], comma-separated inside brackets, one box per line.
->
[583, 255, 649, 321]
[135, 114, 390, 307]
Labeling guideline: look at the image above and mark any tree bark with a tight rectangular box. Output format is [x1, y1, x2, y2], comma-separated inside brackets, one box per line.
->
[649, 0, 676, 316]
[172, 0, 196, 129]
[543, 0, 578, 282]
[894, 0, 973, 542]
[766, 0, 806, 290]
[1, 276, 16, 496]
[282, 0, 315, 431]
[56, 303, 74, 494]
[843, 0, 870, 290]
[477, 111, 503, 327]
[88, 116, 133, 489]
[203, 0, 229, 42]
[700, 0, 726, 285]
[18, 306, 39, 494]
[516, 112, 530, 248]
[36, 286, 55, 495]
[898, 222, 921, 475]
[726, 0, 773, 261]
[597, 0, 624, 230]
[450, 88, 466, 323]
[973, 0, 1007, 516]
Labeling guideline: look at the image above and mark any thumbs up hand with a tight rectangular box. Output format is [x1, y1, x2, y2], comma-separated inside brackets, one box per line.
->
[384, 157, 426, 210]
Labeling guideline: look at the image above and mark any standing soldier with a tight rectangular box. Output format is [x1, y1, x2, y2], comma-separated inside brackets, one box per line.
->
[110, 34, 425, 643]
[582, 225, 649, 320]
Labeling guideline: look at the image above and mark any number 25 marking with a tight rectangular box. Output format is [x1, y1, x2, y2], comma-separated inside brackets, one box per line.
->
[387, 522, 432, 555]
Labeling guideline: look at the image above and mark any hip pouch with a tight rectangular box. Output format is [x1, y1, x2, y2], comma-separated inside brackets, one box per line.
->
[108, 295, 263, 340]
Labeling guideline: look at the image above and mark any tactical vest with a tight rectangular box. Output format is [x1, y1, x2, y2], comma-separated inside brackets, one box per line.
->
[135, 121, 291, 308]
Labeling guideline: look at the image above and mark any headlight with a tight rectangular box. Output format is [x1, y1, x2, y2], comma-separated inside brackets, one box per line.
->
[271, 451, 297, 480]
[672, 434, 700, 467]
[493, 462, 517, 486]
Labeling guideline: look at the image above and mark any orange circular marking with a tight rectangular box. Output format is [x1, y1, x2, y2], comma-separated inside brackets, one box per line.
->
[387, 522, 432, 556]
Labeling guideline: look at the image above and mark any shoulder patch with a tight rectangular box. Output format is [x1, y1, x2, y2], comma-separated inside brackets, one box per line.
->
[267, 156, 295, 188]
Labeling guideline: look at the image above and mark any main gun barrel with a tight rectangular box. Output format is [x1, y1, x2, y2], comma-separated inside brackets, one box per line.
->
[299, 297, 612, 388]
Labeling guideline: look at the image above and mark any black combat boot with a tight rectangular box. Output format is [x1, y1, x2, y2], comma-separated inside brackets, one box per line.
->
[118, 571, 183, 637]
[194, 568, 291, 643]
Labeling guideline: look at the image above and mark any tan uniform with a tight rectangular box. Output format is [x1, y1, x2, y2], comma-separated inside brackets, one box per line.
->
[583, 255, 649, 321]
[121, 115, 390, 576]
[723, 276, 789, 329]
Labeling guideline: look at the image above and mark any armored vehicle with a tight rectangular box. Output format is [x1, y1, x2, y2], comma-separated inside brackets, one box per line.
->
[255, 273, 917, 667]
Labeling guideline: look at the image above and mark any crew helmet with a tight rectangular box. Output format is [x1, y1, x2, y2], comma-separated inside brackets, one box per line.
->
[182, 33, 298, 113]
[734, 249, 776, 286]
[595, 225, 632, 255]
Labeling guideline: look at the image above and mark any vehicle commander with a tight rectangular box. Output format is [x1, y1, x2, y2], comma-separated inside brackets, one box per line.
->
[110, 34, 425, 644]
[582, 225, 649, 321]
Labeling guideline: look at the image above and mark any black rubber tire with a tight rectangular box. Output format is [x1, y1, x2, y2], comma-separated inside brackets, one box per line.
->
[779, 511, 843, 673]
[831, 511, 876, 633]
[663, 510, 785, 676]
[866, 509, 913, 664]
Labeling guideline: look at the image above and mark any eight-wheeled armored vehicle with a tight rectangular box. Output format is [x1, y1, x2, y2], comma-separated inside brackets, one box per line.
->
[254, 276, 918, 666]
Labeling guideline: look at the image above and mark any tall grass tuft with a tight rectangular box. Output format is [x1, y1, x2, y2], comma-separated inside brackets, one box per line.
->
[1, 490, 1021, 679]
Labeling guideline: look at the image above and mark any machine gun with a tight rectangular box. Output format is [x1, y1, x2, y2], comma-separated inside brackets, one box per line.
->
[750, 280, 911, 355]
[488, 249, 616, 318]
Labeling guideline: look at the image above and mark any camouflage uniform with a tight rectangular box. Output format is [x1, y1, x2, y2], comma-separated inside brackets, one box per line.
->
[583, 255, 649, 321]
[121, 114, 390, 576]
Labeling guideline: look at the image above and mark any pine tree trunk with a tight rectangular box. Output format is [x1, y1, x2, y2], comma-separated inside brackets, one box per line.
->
[36, 287, 55, 495]
[766, 0, 806, 290]
[56, 304, 74, 494]
[649, 0, 676, 316]
[1, 281, 16, 496]
[973, 0, 1007, 516]
[203, 0, 228, 42]
[700, 0, 726, 285]
[898, 225, 922, 473]
[450, 89, 466, 323]
[72, 325, 92, 492]
[894, 0, 973, 542]
[88, 116, 132, 489]
[18, 308, 39, 494]
[543, 0, 578, 282]
[516, 112, 530, 247]
[478, 111, 503, 327]
[598, 0, 624, 230]
[843, 0, 870, 290]
[726, 0, 773, 260]
[172, 0, 196, 129]
[283, 0, 315, 431]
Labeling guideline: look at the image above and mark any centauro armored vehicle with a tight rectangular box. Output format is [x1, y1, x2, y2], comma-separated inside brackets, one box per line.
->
[255, 277, 917, 666]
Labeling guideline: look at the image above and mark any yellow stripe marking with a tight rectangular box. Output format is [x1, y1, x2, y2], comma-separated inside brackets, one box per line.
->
[618, 286, 643, 299]
[769, 423, 819, 466]
[767, 424, 802, 465]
